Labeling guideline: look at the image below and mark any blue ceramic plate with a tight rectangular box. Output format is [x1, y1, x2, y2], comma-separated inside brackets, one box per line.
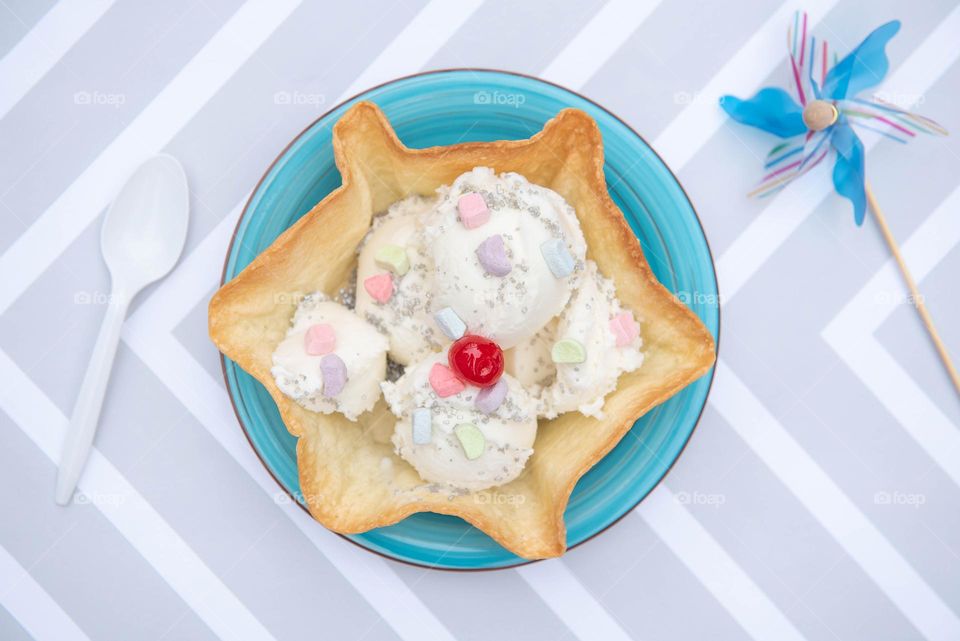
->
[222, 69, 718, 570]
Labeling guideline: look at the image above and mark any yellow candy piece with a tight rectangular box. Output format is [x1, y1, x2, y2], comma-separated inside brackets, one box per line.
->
[551, 338, 586, 364]
[454, 423, 485, 460]
[374, 244, 410, 276]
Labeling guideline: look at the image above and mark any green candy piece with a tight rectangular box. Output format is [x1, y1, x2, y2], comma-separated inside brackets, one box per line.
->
[374, 244, 410, 276]
[454, 423, 485, 460]
[551, 338, 586, 364]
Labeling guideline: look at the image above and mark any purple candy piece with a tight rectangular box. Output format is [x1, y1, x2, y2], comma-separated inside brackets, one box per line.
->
[319, 354, 348, 397]
[475, 378, 507, 414]
[475, 234, 512, 277]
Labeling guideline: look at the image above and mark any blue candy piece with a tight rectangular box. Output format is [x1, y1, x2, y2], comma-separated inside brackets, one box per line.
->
[434, 306, 466, 340]
[540, 238, 575, 278]
[412, 408, 432, 445]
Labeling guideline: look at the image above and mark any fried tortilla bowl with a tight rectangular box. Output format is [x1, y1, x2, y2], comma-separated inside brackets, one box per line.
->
[209, 101, 715, 560]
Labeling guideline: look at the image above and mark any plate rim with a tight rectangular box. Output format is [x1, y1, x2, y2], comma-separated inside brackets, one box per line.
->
[217, 67, 721, 571]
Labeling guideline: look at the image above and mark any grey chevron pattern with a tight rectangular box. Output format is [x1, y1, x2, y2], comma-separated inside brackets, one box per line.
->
[0, 1, 958, 640]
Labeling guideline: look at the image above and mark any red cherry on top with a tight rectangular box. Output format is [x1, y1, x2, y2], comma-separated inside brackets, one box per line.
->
[448, 334, 504, 387]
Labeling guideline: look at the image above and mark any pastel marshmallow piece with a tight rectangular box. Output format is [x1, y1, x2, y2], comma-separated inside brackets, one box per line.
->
[319, 354, 348, 397]
[428, 363, 466, 398]
[475, 234, 512, 277]
[551, 338, 586, 364]
[610, 311, 640, 347]
[540, 238, 575, 278]
[454, 423, 485, 460]
[363, 272, 394, 304]
[457, 192, 490, 229]
[412, 408, 432, 445]
[303, 323, 336, 355]
[434, 306, 466, 340]
[374, 244, 410, 276]
[474, 378, 507, 414]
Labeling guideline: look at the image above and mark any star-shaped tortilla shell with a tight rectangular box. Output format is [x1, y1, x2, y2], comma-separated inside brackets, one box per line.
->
[209, 101, 716, 559]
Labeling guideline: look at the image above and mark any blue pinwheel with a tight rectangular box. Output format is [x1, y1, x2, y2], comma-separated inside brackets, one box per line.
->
[720, 12, 945, 224]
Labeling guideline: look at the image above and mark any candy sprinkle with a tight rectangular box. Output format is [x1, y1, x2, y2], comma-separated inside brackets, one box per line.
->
[475, 378, 507, 414]
[304, 323, 336, 355]
[428, 362, 466, 398]
[475, 234, 512, 277]
[434, 306, 466, 340]
[374, 244, 410, 276]
[540, 238, 575, 278]
[319, 354, 348, 397]
[412, 408, 432, 445]
[363, 272, 394, 304]
[610, 311, 640, 347]
[457, 192, 490, 229]
[454, 423, 485, 460]
[551, 338, 586, 364]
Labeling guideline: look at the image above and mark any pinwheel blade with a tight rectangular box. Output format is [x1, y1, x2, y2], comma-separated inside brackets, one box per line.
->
[830, 122, 867, 224]
[719, 87, 807, 138]
[822, 20, 900, 99]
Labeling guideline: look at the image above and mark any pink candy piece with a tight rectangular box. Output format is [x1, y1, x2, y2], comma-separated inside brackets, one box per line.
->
[363, 272, 394, 304]
[610, 311, 640, 347]
[429, 363, 466, 398]
[457, 192, 490, 229]
[304, 323, 336, 355]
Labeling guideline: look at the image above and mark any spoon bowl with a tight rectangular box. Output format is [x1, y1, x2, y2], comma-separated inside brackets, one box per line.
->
[101, 154, 189, 291]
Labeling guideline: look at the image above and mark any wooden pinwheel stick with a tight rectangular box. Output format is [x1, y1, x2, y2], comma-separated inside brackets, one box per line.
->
[803, 102, 959, 395]
[864, 181, 960, 396]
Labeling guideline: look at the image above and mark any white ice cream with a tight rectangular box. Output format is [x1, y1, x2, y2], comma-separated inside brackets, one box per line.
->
[503, 317, 557, 393]
[271, 295, 388, 420]
[269, 168, 646, 490]
[533, 261, 644, 419]
[355, 195, 443, 365]
[383, 353, 538, 491]
[423, 167, 587, 349]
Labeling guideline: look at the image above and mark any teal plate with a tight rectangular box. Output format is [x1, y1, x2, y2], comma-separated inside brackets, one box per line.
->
[221, 69, 719, 570]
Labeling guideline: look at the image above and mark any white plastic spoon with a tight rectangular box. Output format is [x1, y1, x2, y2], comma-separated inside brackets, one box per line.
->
[55, 155, 189, 505]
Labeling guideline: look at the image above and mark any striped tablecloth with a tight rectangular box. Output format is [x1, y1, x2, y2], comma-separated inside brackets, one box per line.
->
[1, 1, 958, 639]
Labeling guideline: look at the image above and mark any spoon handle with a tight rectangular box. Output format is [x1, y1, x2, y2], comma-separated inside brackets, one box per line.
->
[55, 289, 130, 505]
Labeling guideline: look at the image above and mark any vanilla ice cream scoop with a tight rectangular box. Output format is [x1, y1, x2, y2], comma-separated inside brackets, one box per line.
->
[271, 295, 388, 420]
[383, 352, 537, 491]
[504, 317, 557, 393]
[535, 261, 644, 419]
[424, 167, 587, 349]
[355, 195, 444, 365]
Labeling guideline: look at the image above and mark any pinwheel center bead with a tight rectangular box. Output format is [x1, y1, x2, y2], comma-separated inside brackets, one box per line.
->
[802, 100, 838, 131]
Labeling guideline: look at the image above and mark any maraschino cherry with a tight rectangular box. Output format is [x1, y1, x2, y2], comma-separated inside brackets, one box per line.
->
[448, 334, 504, 387]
